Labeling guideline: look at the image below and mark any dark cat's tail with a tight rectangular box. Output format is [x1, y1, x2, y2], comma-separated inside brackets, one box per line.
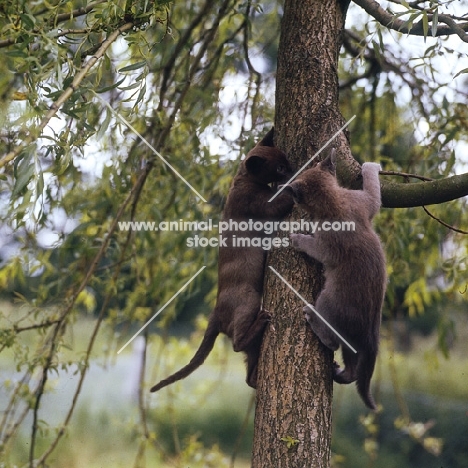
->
[334, 346, 377, 410]
[150, 319, 219, 393]
[356, 348, 378, 411]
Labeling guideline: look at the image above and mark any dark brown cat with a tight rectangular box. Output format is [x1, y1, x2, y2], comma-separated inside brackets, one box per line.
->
[150, 129, 294, 393]
[288, 150, 386, 410]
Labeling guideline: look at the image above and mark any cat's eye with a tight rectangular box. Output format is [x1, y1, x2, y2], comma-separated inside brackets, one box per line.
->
[277, 164, 287, 174]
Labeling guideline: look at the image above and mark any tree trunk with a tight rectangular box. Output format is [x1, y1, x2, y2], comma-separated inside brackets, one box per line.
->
[252, 1, 350, 467]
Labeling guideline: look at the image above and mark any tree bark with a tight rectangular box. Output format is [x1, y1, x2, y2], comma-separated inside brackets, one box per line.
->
[252, 1, 349, 467]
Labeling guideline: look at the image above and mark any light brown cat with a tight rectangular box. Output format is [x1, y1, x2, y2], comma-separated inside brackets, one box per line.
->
[289, 150, 386, 410]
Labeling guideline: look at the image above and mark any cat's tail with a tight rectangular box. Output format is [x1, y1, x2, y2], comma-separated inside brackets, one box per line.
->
[356, 347, 378, 411]
[150, 319, 219, 393]
[334, 346, 377, 410]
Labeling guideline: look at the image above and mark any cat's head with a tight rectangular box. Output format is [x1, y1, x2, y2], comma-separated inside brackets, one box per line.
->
[243, 128, 293, 184]
[285, 149, 339, 214]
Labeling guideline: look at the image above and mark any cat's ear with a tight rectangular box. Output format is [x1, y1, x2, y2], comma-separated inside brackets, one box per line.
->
[245, 154, 265, 175]
[255, 127, 275, 148]
[320, 148, 336, 175]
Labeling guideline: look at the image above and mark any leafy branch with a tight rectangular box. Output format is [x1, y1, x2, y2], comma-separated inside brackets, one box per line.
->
[352, 0, 468, 42]
[0, 0, 109, 49]
[0, 21, 134, 169]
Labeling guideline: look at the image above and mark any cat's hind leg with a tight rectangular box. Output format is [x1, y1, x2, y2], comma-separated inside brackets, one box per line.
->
[333, 347, 358, 384]
[303, 293, 340, 351]
[232, 306, 270, 352]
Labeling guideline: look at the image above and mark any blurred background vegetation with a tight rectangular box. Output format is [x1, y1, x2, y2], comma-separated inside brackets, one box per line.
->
[0, 0, 467, 467]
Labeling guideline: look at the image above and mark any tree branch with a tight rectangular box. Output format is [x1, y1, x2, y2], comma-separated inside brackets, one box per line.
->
[338, 151, 468, 208]
[352, 0, 468, 42]
[380, 172, 468, 208]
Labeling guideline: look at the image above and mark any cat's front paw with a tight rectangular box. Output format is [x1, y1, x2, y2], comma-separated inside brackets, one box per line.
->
[333, 362, 344, 378]
[362, 162, 381, 175]
[258, 309, 272, 322]
[290, 233, 309, 251]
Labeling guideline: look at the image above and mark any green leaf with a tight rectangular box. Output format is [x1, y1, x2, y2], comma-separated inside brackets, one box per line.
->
[280, 436, 300, 449]
[36, 170, 44, 198]
[432, 9, 438, 37]
[377, 26, 385, 53]
[422, 11, 429, 40]
[96, 108, 112, 141]
[13, 152, 34, 197]
[453, 67, 468, 79]
[96, 77, 126, 93]
[20, 13, 36, 29]
[118, 81, 141, 91]
[118, 61, 148, 73]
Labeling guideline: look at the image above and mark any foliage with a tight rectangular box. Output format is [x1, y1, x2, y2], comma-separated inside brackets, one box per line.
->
[0, 0, 467, 466]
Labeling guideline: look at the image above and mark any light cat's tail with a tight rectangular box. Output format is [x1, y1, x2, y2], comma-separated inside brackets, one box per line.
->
[150, 318, 219, 393]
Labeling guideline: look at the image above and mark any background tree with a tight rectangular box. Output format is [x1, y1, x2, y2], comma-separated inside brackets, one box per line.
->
[0, 1, 467, 467]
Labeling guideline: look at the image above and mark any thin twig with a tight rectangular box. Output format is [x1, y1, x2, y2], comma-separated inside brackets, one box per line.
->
[158, 0, 214, 109]
[422, 206, 468, 235]
[240, 0, 262, 140]
[30, 320, 66, 466]
[0, 372, 43, 451]
[13, 319, 61, 333]
[379, 170, 435, 182]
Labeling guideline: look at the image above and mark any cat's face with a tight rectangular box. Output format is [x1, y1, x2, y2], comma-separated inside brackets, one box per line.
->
[244, 147, 293, 184]
[287, 151, 337, 214]
[243, 128, 293, 184]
